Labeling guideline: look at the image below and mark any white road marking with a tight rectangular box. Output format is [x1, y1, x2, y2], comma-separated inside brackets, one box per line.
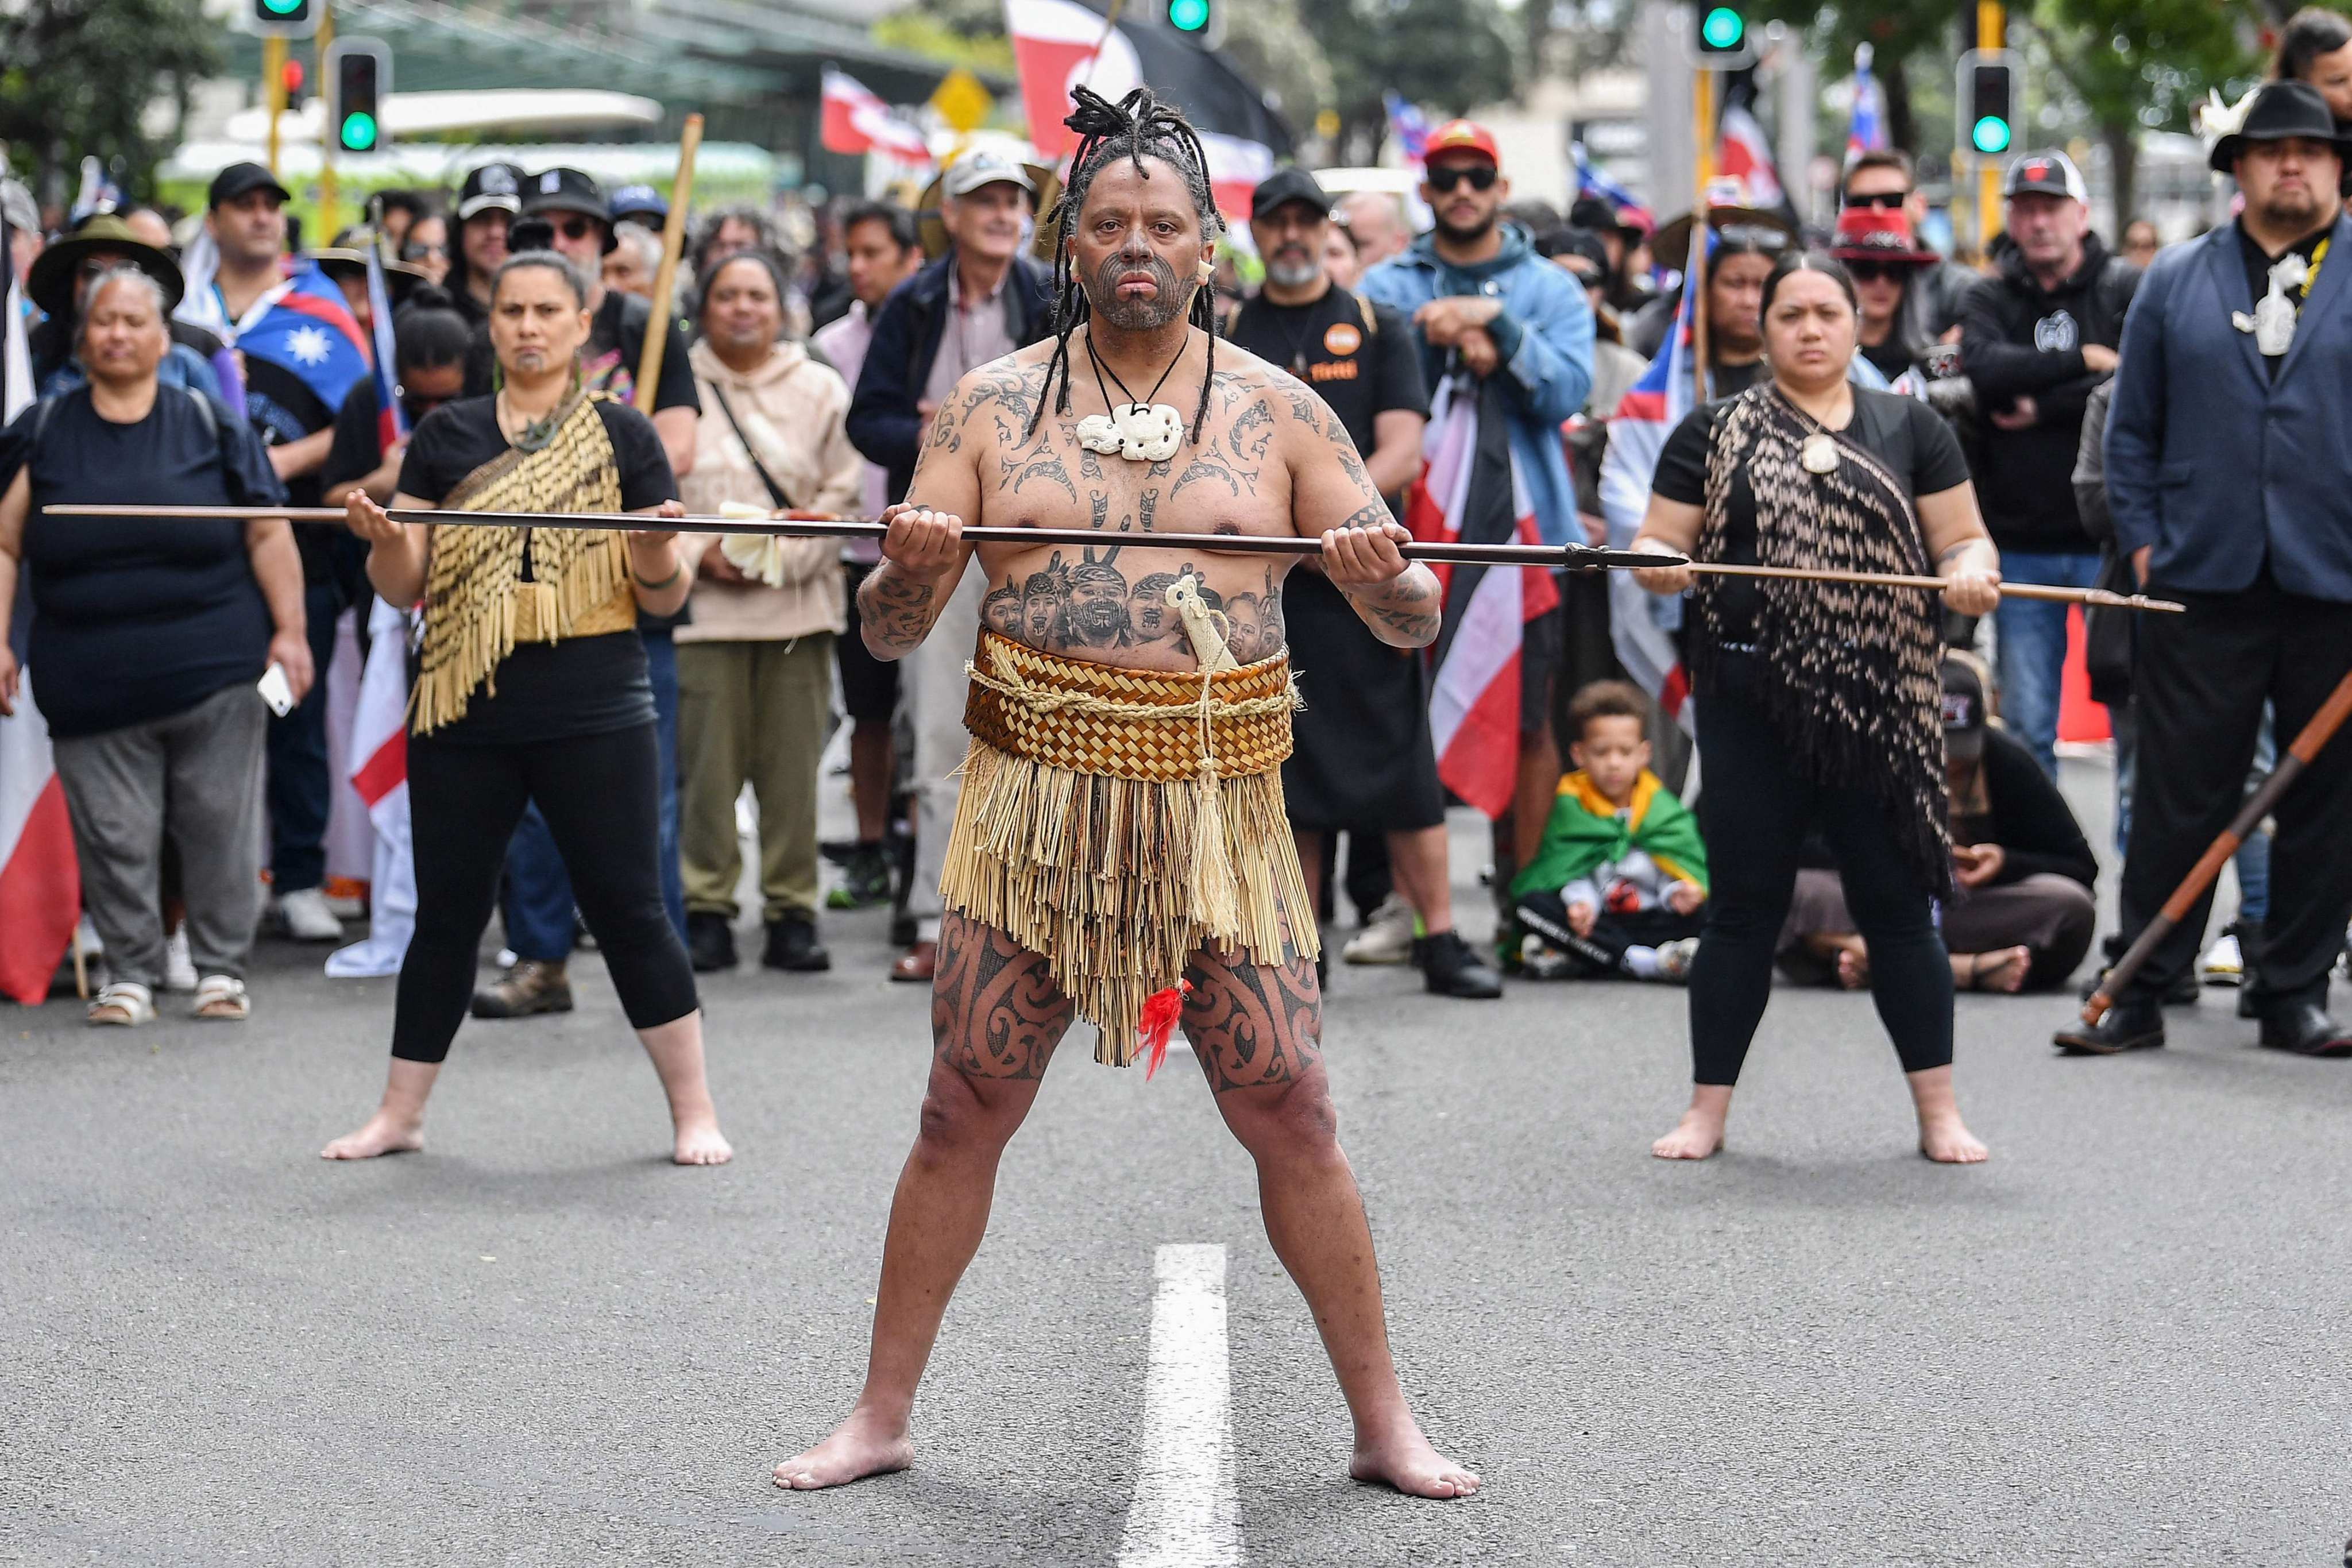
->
[1116, 1243, 1241, 1568]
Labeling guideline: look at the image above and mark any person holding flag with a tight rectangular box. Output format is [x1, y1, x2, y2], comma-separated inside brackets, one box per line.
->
[1360, 119, 1594, 906]
[182, 162, 372, 946]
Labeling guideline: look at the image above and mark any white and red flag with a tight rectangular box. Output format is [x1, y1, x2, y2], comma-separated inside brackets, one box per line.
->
[1004, 0, 1291, 221]
[0, 226, 79, 1006]
[1403, 375, 1561, 820]
[323, 597, 416, 979]
[821, 68, 934, 167]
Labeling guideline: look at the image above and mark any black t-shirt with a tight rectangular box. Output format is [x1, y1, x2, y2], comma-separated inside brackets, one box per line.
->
[1227, 287, 1428, 454]
[1651, 386, 1970, 644]
[0, 387, 285, 739]
[585, 291, 699, 412]
[1859, 337, 1916, 383]
[396, 395, 678, 743]
[323, 379, 388, 492]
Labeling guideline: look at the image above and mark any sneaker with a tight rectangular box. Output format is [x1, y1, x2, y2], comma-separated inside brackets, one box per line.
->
[1518, 933, 1575, 980]
[2200, 930, 2245, 987]
[275, 886, 345, 942]
[162, 928, 199, 993]
[763, 912, 832, 972]
[469, 959, 574, 1019]
[826, 843, 894, 910]
[1414, 928, 1503, 999]
[1651, 936, 1701, 983]
[686, 912, 738, 973]
[1342, 895, 1418, 966]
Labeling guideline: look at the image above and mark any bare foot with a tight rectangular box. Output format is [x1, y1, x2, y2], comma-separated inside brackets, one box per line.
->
[1918, 1115, 1990, 1164]
[1651, 1110, 1725, 1161]
[1960, 945, 2032, 994]
[673, 1118, 734, 1167]
[1350, 1427, 1481, 1499]
[320, 1115, 423, 1160]
[774, 1411, 914, 1490]
[1835, 943, 1871, 991]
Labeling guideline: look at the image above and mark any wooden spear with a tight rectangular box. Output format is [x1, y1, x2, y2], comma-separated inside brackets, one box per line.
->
[632, 112, 703, 411]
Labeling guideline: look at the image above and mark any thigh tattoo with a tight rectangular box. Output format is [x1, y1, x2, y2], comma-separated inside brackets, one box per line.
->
[932, 913, 1073, 1080]
[1182, 943, 1323, 1094]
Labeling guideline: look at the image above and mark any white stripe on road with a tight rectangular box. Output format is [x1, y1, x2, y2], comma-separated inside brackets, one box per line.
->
[1116, 1243, 1241, 1568]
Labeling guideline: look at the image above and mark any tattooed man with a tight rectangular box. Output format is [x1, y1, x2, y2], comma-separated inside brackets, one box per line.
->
[773, 87, 1476, 1500]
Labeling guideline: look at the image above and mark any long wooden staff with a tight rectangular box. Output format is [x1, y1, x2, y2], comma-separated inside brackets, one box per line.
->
[36, 506, 2192, 610]
[2081, 664, 2352, 1024]
[633, 112, 704, 411]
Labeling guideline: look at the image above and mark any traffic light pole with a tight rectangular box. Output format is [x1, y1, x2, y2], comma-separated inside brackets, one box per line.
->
[1977, 0, 2004, 251]
[1691, 64, 1714, 411]
[264, 33, 287, 177]
[316, 3, 338, 238]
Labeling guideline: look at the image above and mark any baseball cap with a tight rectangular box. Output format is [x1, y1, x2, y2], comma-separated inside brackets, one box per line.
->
[942, 151, 1037, 201]
[2003, 150, 2088, 204]
[455, 162, 524, 221]
[522, 168, 616, 253]
[1250, 167, 1332, 221]
[1424, 119, 1500, 168]
[208, 161, 292, 210]
[610, 184, 668, 227]
[1941, 654, 1990, 763]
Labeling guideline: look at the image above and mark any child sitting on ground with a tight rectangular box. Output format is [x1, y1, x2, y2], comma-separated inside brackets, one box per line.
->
[1512, 681, 1709, 982]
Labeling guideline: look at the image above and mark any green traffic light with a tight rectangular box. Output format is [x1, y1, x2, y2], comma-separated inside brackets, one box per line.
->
[1168, 0, 1210, 30]
[339, 112, 377, 151]
[1971, 115, 2012, 155]
[1700, 6, 1744, 49]
[261, 0, 303, 13]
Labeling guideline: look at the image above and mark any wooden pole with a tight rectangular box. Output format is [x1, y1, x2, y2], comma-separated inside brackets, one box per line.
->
[1683, 561, 2183, 612]
[634, 113, 704, 413]
[2082, 664, 2352, 1022]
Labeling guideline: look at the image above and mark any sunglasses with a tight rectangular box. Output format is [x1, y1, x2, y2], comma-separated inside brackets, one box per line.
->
[554, 216, 597, 241]
[1427, 164, 1499, 194]
[1844, 260, 1914, 283]
[1843, 190, 1908, 210]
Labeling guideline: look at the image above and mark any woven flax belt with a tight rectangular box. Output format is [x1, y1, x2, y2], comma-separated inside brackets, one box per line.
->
[961, 631, 1298, 783]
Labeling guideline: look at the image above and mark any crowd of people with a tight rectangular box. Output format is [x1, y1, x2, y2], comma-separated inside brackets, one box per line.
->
[5, 16, 2352, 1140]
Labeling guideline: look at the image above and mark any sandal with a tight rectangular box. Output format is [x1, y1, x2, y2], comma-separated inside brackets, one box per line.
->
[88, 981, 156, 1027]
[191, 974, 251, 1021]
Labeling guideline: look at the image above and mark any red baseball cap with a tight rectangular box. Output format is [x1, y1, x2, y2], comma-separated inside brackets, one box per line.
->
[1424, 120, 1500, 168]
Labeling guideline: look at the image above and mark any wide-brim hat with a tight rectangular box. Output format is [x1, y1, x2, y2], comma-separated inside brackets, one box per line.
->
[917, 154, 1060, 262]
[2207, 79, 2352, 173]
[1650, 203, 1795, 265]
[307, 247, 430, 304]
[1829, 206, 1938, 266]
[27, 213, 186, 319]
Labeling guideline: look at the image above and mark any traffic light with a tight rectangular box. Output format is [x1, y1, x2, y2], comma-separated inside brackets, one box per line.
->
[1167, 0, 1210, 31]
[326, 38, 392, 154]
[1687, 5, 1756, 68]
[250, 0, 318, 38]
[1956, 50, 2022, 159]
[279, 56, 306, 111]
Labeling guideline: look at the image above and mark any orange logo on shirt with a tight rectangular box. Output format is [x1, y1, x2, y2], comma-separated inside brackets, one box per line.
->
[1323, 322, 1362, 356]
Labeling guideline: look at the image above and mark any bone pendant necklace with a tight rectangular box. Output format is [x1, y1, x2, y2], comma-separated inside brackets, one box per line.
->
[1076, 330, 1187, 463]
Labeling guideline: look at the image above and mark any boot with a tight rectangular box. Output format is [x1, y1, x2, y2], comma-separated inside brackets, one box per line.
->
[469, 959, 574, 1020]
[1413, 929, 1503, 999]
[686, 912, 737, 974]
[2052, 1000, 2164, 1056]
[763, 912, 832, 972]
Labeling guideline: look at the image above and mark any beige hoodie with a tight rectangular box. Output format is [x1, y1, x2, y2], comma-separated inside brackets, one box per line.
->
[675, 336, 863, 643]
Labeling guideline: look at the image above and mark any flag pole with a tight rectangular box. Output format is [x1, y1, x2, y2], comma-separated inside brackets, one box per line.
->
[1689, 65, 1714, 411]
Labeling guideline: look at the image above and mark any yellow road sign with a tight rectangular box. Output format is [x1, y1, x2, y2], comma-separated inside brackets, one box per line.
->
[930, 68, 993, 135]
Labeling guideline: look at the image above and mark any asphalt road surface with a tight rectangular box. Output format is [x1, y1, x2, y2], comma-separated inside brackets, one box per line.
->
[6, 757, 2349, 1567]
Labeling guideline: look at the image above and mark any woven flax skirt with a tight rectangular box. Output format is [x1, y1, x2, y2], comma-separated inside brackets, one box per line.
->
[940, 631, 1319, 1066]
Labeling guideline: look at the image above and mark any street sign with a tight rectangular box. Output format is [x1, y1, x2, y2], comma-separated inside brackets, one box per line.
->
[929, 68, 994, 136]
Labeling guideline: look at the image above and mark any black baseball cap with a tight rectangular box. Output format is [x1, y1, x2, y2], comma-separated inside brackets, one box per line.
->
[1250, 167, 1333, 222]
[208, 161, 292, 210]
[1941, 654, 1990, 763]
[2002, 150, 2088, 203]
[455, 162, 524, 221]
[522, 167, 616, 251]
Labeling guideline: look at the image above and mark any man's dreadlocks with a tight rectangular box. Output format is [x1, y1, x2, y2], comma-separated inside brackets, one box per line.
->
[1028, 84, 1225, 446]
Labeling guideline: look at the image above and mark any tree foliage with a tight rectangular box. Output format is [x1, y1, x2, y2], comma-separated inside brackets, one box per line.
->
[1296, 0, 1519, 165]
[0, 0, 219, 197]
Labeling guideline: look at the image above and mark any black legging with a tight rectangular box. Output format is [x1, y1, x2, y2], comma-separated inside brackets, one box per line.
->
[1687, 658, 1953, 1086]
[393, 723, 698, 1063]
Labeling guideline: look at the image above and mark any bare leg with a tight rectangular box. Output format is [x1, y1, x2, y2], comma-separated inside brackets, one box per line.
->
[636, 1011, 732, 1165]
[1184, 939, 1479, 1499]
[1651, 1082, 1733, 1161]
[1950, 945, 2032, 994]
[1908, 1065, 1989, 1164]
[1386, 824, 1455, 936]
[775, 913, 1071, 1490]
[321, 1057, 438, 1159]
[850, 719, 893, 844]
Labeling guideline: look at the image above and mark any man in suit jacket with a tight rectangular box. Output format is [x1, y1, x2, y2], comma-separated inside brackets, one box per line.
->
[2056, 81, 2352, 1057]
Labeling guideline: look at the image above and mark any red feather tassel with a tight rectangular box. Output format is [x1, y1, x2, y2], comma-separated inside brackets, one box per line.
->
[1137, 982, 1191, 1079]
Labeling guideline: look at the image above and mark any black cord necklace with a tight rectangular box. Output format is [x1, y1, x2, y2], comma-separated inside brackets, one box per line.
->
[1085, 327, 1187, 416]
